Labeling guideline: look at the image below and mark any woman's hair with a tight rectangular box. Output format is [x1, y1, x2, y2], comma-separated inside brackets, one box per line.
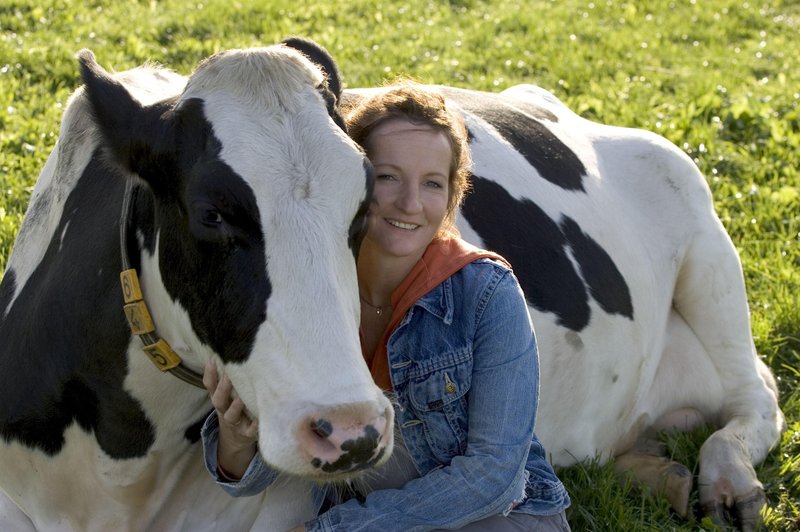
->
[343, 82, 471, 236]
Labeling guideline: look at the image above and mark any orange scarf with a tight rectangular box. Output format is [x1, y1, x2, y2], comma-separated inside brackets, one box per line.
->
[364, 237, 510, 391]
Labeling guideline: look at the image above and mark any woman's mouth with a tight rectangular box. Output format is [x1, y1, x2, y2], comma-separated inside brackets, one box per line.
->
[386, 219, 419, 230]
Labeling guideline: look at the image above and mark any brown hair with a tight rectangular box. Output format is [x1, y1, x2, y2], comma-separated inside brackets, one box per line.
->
[344, 82, 471, 236]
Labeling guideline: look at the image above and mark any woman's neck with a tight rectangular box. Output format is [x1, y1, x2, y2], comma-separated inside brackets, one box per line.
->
[357, 243, 424, 306]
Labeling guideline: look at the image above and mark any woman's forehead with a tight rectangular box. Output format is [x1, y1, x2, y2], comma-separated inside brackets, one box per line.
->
[370, 118, 442, 139]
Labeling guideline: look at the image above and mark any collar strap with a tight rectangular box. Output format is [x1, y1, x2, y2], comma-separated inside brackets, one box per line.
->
[119, 181, 205, 389]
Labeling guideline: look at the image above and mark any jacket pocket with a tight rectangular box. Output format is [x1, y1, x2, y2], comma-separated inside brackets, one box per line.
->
[406, 354, 472, 462]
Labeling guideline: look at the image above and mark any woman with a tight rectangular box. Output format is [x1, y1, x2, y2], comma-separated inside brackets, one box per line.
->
[201, 84, 571, 531]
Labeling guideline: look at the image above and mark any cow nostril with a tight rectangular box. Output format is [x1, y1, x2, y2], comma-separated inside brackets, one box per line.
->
[310, 418, 333, 439]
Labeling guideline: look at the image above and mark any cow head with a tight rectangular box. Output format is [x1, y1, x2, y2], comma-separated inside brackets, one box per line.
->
[78, 41, 391, 479]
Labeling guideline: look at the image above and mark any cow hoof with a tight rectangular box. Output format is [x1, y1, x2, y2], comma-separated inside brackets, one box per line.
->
[613, 452, 692, 518]
[701, 487, 766, 532]
[662, 462, 692, 519]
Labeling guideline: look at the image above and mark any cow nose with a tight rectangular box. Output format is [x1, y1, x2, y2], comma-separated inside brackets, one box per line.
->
[298, 403, 393, 475]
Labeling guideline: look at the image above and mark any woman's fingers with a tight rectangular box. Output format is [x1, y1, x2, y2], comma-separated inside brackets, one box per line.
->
[204, 360, 258, 440]
[241, 417, 258, 439]
[223, 397, 246, 426]
[212, 375, 235, 413]
[224, 398, 258, 437]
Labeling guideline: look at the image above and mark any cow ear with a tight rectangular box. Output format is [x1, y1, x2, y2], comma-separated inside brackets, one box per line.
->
[281, 37, 342, 98]
[77, 49, 177, 193]
[280, 37, 346, 130]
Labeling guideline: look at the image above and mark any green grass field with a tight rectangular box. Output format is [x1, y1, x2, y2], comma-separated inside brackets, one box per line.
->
[1, 0, 798, 529]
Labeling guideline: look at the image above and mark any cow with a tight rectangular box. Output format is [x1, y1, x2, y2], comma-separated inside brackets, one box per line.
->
[344, 83, 786, 529]
[0, 40, 393, 531]
[0, 38, 785, 531]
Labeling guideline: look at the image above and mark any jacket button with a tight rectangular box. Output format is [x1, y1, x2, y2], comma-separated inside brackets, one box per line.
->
[445, 382, 457, 394]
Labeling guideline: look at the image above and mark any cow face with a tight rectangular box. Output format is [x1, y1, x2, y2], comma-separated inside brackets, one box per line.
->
[79, 45, 392, 478]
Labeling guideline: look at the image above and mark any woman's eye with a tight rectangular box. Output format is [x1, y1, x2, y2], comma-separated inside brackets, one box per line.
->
[426, 180, 443, 189]
[377, 174, 397, 181]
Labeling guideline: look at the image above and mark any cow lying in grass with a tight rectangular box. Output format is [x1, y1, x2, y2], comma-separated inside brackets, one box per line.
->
[0, 38, 783, 531]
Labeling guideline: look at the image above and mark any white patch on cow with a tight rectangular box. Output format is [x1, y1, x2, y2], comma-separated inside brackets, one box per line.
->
[57, 220, 70, 252]
[0, 419, 314, 531]
[0, 489, 35, 531]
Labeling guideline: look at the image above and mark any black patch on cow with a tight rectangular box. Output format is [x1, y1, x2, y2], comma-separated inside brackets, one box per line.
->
[0, 151, 155, 458]
[0, 269, 15, 316]
[127, 187, 157, 260]
[184, 411, 211, 444]
[319, 82, 347, 131]
[156, 99, 270, 364]
[349, 159, 375, 259]
[506, 99, 559, 123]
[461, 175, 633, 331]
[462, 175, 590, 330]
[560, 216, 634, 319]
[315, 425, 382, 474]
[442, 87, 587, 192]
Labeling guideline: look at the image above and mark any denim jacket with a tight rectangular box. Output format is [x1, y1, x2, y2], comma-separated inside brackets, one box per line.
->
[202, 258, 570, 531]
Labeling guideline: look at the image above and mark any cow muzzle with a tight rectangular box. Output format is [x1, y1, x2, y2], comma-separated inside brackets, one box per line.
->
[296, 401, 394, 476]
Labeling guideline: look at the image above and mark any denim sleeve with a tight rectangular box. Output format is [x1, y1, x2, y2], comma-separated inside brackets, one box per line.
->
[200, 411, 279, 497]
[306, 270, 540, 531]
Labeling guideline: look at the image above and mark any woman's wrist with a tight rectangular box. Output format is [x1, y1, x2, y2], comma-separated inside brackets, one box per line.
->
[217, 442, 257, 480]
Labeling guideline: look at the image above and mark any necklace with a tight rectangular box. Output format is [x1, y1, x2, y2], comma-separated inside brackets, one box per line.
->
[360, 295, 391, 316]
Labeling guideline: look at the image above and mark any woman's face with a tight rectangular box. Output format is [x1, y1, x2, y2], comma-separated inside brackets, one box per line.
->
[362, 118, 452, 264]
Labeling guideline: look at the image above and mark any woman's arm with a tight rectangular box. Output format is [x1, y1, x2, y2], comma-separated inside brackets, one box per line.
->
[200, 360, 279, 496]
[306, 269, 539, 531]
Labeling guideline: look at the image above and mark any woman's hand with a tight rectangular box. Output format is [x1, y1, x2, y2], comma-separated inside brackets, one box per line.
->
[203, 359, 259, 480]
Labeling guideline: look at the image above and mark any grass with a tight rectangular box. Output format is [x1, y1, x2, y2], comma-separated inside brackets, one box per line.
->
[1, 0, 798, 529]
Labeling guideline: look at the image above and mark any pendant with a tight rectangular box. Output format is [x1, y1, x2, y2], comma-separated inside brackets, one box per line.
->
[360, 295, 388, 316]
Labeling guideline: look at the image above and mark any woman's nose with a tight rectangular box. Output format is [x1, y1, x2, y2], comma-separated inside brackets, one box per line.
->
[396, 182, 422, 212]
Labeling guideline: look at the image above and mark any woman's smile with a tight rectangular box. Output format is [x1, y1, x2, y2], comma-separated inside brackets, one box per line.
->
[385, 218, 420, 230]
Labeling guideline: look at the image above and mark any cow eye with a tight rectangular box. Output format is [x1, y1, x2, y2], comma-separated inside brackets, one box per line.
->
[192, 201, 224, 228]
[201, 209, 223, 227]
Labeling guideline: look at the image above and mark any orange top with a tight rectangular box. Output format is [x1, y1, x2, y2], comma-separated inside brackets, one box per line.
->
[364, 237, 510, 390]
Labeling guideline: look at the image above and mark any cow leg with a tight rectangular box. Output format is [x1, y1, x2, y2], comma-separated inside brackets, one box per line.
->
[614, 421, 696, 518]
[697, 430, 769, 531]
[672, 221, 784, 529]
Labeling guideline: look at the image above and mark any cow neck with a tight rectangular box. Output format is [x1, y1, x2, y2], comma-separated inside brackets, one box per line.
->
[119, 179, 205, 389]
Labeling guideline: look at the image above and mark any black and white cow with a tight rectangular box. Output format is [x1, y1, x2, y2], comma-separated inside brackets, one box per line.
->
[0, 38, 785, 531]
[0, 40, 393, 531]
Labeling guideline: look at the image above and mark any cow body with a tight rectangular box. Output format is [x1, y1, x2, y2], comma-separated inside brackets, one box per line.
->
[464, 84, 783, 524]
[0, 41, 783, 531]
[342, 84, 784, 527]
[0, 42, 390, 531]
